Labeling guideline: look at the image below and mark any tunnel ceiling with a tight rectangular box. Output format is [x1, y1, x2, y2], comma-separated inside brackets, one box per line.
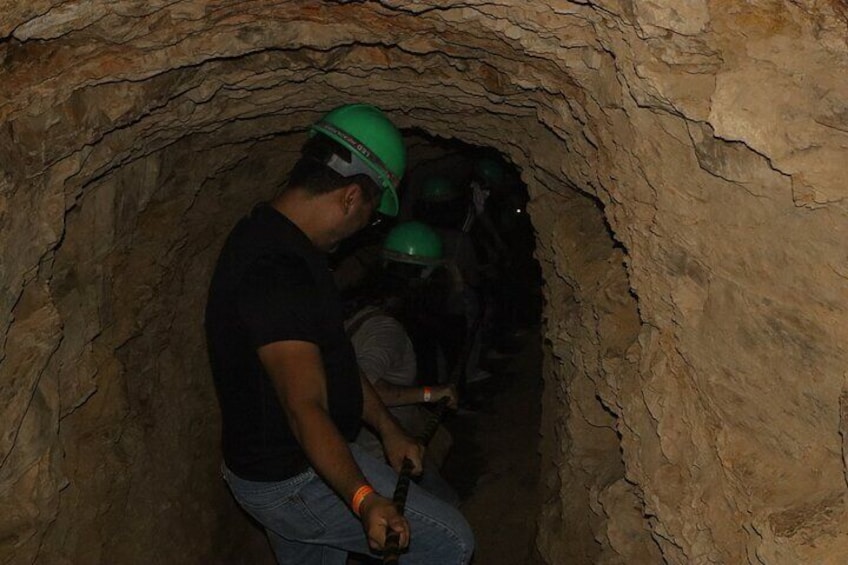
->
[2, 1, 848, 564]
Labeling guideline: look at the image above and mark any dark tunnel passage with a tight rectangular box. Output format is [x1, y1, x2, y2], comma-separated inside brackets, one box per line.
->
[325, 133, 547, 565]
[2, 99, 637, 564]
[3, 3, 848, 564]
[15, 112, 636, 564]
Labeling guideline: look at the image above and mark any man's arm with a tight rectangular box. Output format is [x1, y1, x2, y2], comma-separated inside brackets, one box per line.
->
[257, 340, 409, 551]
[360, 372, 424, 475]
[353, 316, 457, 410]
[371, 380, 458, 409]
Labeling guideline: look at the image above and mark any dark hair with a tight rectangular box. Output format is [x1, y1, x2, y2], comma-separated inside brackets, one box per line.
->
[345, 261, 450, 326]
[286, 134, 382, 203]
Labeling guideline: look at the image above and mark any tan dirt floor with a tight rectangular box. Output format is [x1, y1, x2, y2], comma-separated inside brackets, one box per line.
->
[442, 329, 545, 565]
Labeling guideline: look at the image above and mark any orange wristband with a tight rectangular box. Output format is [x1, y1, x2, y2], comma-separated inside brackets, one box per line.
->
[423, 386, 432, 403]
[351, 485, 375, 517]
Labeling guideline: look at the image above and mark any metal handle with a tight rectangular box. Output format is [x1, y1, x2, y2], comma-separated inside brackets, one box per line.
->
[382, 398, 451, 563]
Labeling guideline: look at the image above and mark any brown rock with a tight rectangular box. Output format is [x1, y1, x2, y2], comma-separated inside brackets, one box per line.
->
[1, 1, 847, 563]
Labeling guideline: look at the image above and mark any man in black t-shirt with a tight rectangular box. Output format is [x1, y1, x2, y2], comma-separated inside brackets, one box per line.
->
[205, 104, 473, 564]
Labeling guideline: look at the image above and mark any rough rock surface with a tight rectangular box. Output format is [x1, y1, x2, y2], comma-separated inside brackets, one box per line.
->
[1, 1, 847, 563]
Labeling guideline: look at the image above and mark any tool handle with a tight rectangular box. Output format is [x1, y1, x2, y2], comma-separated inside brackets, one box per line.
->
[420, 396, 451, 445]
[383, 536, 401, 564]
[383, 457, 414, 561]
[382, 398, 451, 563]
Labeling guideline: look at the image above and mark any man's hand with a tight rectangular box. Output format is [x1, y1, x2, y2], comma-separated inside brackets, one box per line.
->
[360, 493, 410, 551]
[361, 372, 424, 474]
[431, 384, 459, 409]
[381, 427, 424, 476]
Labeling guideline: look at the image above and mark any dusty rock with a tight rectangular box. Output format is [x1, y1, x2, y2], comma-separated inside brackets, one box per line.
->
[1, 1, 847, 563]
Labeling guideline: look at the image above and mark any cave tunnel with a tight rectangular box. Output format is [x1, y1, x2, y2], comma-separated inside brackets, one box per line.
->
[2, 2, 848, 564]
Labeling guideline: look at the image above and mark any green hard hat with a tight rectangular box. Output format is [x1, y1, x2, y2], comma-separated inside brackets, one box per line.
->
[474, 157, 505, 187]
[311, 104, 406, 216]
[382, 221, 443, 265]
[420, 175, 460, 203]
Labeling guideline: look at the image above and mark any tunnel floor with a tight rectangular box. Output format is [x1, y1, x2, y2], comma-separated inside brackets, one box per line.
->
[440, 325, 545, 565]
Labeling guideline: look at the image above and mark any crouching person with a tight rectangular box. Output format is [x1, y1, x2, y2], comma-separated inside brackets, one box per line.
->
[346, 221, 460, 506]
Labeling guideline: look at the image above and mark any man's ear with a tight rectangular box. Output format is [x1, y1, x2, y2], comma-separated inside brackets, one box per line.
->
[341, 183, 359, 214]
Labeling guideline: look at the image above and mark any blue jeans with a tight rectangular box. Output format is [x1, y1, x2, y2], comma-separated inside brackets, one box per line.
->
[222, 444, 474, 564]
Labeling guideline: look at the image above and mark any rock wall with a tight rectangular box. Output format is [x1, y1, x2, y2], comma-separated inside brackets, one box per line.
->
[2, 1, 847, 563]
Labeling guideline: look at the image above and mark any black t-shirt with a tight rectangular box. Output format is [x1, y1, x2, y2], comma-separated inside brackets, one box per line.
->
[205, 203, 363, 481]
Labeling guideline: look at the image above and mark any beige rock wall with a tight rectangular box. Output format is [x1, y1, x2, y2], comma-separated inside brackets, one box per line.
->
[1, 1, 847, 563]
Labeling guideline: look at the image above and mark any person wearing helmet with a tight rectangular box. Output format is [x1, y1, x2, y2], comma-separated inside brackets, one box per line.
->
[466, 156, 511, 260]
[414, 174, 490, 395]
[380, 219, 447, 281]
[205, 104, 474, 565]
[466, 155, 537, 354]
[345, 221, 460, 505]
[414, 174, 470, 230]
[473, 156, 506, 189]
